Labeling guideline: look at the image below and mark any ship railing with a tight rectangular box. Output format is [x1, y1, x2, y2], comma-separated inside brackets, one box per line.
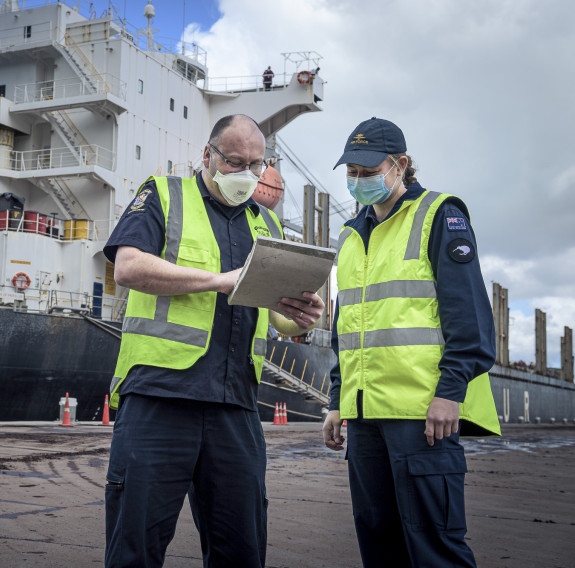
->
[0, 0, 92, 11]
[48, 289, 126, 322]
[13, 74, 127, 104]
[204, 73, 293, 93]
[140, 36, 207, 67]
[0, 284, 125, 322]
[0, 20, 54, 52]
[9, 145, 115, 172]
[1, 214, 116, 242]
[308, 328, 332, 349]
[0, 284, 51, 313]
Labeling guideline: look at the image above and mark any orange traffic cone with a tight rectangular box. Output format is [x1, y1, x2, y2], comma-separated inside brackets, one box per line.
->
[282, 402, 289, 425]
[60, 392, 74, 427]
[272, 402, 282, 425]
[101, 394, 112, 426]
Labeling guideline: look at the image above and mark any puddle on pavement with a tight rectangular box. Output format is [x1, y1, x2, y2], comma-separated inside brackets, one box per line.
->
[268, 447, 345, 461]
[461, 436, 575, 455]
[268, 436, 575, 460]
[0, 471, 61, 479]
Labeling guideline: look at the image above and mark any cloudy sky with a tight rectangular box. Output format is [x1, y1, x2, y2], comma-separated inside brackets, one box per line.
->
[117, 0, 574, 367]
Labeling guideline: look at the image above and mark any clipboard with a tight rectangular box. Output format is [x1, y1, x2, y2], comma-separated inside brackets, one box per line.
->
[227, 236, 336, 311]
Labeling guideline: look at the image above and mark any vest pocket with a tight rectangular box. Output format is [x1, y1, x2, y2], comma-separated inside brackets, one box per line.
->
[406, 449, 468, 531]
[177, 245, 210, 267]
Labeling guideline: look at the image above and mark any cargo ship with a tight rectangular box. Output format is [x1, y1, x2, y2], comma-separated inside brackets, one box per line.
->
[0, 0, 573, 425]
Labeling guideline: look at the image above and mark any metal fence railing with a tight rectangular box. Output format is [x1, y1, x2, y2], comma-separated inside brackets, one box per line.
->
[9, 145, 115, 172]
[13, 74, 127, 103]
[0, 284, 126, 322]
[1, 213, 116, 242]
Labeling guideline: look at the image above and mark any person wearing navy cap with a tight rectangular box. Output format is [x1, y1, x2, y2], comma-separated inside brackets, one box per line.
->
[323, 117, 501, 567]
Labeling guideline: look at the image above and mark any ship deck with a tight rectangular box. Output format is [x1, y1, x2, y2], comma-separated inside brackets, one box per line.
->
[0, 422, 574, 567]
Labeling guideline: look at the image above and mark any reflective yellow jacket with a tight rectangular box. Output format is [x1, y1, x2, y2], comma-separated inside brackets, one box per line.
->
[337, 190, 500, 436]
[110, 176, 283, 409]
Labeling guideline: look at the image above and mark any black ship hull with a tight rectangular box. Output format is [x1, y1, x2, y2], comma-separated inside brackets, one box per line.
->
[1, 309, 574, 425]
[0, 309, 334, 422]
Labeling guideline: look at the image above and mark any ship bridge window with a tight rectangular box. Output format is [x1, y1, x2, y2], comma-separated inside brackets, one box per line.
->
[138, 79, 144, 94]
[170, 98, 175, 111]
[24, 25, 31, 39]
[136, 145, 141, 160]
[183, 106, 188, 119]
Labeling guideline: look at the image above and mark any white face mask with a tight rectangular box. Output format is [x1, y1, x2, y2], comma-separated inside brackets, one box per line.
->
[207, 151, 260, 206]
[212, 168, 260, 205]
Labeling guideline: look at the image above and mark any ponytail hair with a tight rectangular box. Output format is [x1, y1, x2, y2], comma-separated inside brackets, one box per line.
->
[390, 153, 417, 186]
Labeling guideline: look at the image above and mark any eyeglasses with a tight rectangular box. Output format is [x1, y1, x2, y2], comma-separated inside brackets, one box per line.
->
[209, 144, 267, 175]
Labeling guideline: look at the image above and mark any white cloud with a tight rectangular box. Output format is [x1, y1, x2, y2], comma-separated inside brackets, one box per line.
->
[183, 0, 575, 366]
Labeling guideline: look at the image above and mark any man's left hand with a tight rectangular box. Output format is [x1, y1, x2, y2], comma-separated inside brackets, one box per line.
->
[425, 397, 460, 447]
[278, 292, 325, 329]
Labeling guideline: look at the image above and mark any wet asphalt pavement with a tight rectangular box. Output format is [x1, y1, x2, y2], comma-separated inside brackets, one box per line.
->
[0, 422, 574, 567]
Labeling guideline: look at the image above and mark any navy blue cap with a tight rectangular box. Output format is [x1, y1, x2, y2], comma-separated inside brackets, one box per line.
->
[333, 117, 407, 169]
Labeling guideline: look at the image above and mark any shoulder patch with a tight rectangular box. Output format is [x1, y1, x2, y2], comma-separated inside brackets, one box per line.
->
[130, 188, 152, 211]
[446, 216, 468, 231]
[447, 238, 475, 263]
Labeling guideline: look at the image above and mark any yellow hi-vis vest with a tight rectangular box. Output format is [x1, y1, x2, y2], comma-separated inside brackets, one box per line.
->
[336, 191, 500, 436]
[109, 176, 283, 409]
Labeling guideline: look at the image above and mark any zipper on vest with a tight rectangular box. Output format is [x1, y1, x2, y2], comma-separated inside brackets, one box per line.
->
[360, 254, 368, 391]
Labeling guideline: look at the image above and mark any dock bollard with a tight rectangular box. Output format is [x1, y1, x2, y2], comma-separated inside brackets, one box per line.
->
[60, 392, 74, 427]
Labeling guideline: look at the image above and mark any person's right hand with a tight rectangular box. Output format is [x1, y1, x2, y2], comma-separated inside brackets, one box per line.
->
[322, 410, 345, 451]
[217, 267, 243, 295]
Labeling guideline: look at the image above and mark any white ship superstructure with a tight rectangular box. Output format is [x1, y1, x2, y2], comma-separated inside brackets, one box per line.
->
[0, 0, 324, 319]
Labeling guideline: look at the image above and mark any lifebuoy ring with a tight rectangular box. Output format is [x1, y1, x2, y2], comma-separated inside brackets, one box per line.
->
[297, 71, 311, 84]
[12, 272, 31, 291]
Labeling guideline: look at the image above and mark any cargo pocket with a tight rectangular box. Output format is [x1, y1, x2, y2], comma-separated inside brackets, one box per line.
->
[406, 449, 468, 531]
[105, 471, 125, 547]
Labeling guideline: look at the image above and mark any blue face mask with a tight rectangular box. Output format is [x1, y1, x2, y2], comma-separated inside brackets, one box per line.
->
[346, 164, 398, 205]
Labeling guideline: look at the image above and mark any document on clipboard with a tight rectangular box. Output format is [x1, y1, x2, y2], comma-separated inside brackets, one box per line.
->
[227, 236, 336, 311]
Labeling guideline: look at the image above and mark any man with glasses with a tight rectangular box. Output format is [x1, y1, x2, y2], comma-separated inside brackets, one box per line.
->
[104, 114, 324, 567]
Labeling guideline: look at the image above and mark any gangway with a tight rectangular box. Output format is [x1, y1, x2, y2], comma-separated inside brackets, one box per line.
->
[263, 359, 329, 407]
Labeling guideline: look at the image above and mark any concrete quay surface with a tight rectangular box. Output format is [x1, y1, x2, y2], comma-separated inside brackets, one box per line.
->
[0, 422, 574, 568]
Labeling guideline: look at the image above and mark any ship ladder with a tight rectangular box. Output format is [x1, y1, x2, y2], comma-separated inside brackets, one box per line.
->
[262, 359, 329, 408]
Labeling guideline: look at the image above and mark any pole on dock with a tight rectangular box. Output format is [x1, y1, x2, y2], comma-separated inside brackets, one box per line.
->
[317, 192, 332, 331]
[561, 326, 574, 383]
[535, 308, 547, 375]
[492, 283, 509, 366]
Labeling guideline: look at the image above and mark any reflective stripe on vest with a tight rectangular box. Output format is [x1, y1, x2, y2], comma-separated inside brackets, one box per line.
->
[253, 337, 267, 356]
[404, 191, 442, 260]
[339, 327, 445, 351]
[338, 280, 437, 307]
[258, 206, 283, 239]
[121, 177, 209, 345]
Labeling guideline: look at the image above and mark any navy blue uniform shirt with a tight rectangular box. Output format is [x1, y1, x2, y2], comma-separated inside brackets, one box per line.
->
[104, 174, 263, 411]
[329, 182, 496, 411]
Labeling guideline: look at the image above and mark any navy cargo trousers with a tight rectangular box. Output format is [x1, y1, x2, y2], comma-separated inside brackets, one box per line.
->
[347, 419, 476, 568]
[105, 394, 267, 568]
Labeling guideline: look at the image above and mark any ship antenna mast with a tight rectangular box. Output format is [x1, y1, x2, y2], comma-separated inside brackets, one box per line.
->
[143, 0, 155, 52]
